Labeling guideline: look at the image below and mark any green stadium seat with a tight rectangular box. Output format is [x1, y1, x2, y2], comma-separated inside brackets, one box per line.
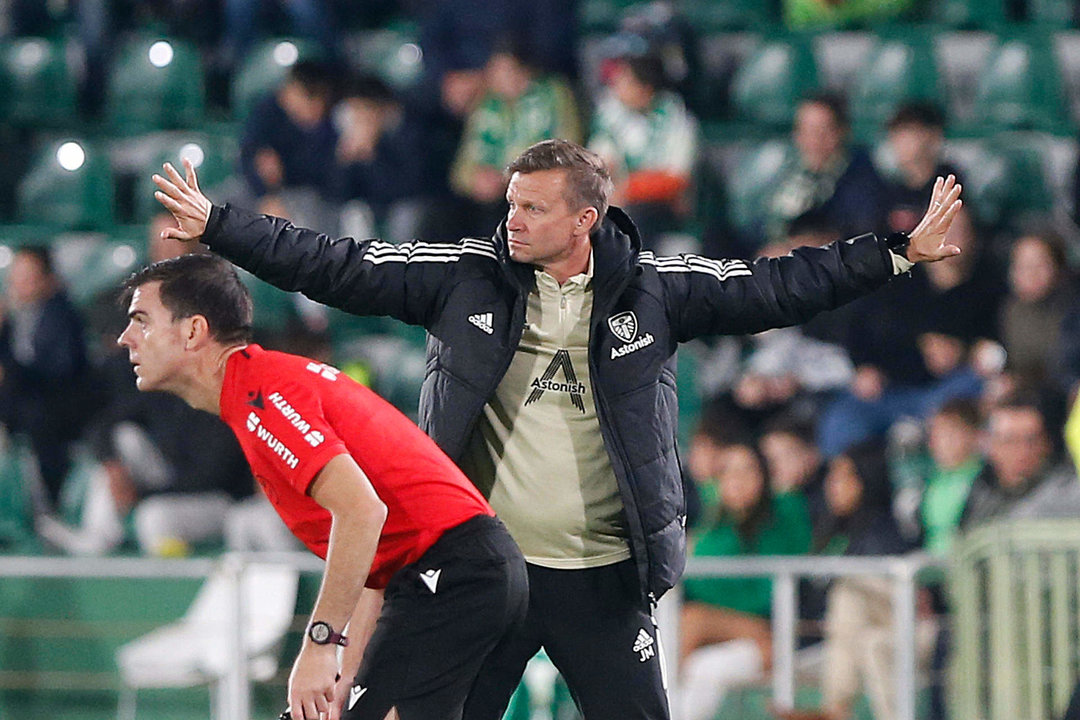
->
[52, 235, 144, 307]
[131, 132, 238, 223]
[17, 139, 115, 230]
[348, 26, 424, 92]
[970, 35, 1071, 133]
[678, 0, 775, 31]
[730, 36, 819, 129]
[236, 268, 302, 339]
[946, 133, 1056, 231]
[0, 37, 78, 128]
[1029, 0, 1077, 26]
[850, 36, 942, 139]
[726, 139, 797, 240]
[932, 0, 1008, 28]
[105, 35, 205, 134]
[230, 37, 324, 121]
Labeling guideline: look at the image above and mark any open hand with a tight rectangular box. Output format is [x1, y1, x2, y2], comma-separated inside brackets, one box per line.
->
[152, 158, 211, 243]
[907, 174, 963, 263]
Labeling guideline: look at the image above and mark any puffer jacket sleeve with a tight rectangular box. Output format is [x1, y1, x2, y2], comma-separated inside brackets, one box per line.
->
[202, 203, 459, 328]
[660, 233, 896, 342]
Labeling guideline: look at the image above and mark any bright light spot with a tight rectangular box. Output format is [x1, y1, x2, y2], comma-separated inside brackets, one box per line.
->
[14, 40, 46, 70]
[0, 247, 12, 269]
[398, 43, 422, 66]
[148, 41, 174, 68]
[56, 142, 86, 171]
[112, 244, 137, 268]
[273, 42, 299, 67]
[178, 143, 206, 168]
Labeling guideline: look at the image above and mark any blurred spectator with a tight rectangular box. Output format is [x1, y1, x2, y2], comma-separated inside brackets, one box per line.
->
[684, 400, 752, 529]
[238, 59, 339, 217]
[914, 399, 984, 555]
[762, 93, 887, 248]
[678, 440, 812, 720]
[588, 52, 699, 247]
[880, 102, 963, 236]
[959, 395, 1080, 530]
[760, 413, 828, 526]
[788, 440, 930, 720]
[0, 246, 89, 510]
[999, 230, 1074, 388]
[331, 74, 430, 244]
[816, 208, 998, 456]
[37, 392, 254, 556]
[449, 37, 580, 235]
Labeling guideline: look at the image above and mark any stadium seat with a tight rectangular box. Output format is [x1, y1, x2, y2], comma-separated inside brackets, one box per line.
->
[51, 235, 143, 307]
[17, 139, 115, 230]
[0, 37, 78, 128]
[970, 35, 1071, 133]
[695, 31, 763, 121]
[131, 132, 238, 223]
[105, 35, 205, 134]
[730, 36, 819, 129]
[725, 139, 797, 243]
[850, 35, 942, 140]
[677, 0, 775, 31]
[230, 37, 324, 121]
[346, 25, 424, 92]
[932, 0, 1008, 29]
[944, 133, 1056, 231]
[115, 561, 299, 720]
[1029, 0, 1077, 26]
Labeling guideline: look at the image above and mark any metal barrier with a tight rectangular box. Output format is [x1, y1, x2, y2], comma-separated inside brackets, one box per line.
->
[950, 519, 1080, 720]
[676, 553, 947, 720]
[0, 551, 945, 720]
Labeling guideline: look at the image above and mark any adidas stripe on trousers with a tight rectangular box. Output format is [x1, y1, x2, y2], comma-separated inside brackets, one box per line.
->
[463, 559, 671, 720]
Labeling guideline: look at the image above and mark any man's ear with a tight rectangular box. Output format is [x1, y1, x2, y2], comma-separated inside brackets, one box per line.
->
[186, 314, 212, 348]
[577, 207, 600, 236]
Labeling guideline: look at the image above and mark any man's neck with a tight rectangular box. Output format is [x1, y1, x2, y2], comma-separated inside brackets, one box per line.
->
[175, 344, 247, 416]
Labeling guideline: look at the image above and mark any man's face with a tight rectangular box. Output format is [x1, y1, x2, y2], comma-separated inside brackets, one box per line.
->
[7, 251, 54, 306]
[116, 282, 190, 393]
[986, 407, 1050, 489]
[928, 412, 978, 470]
[888, 123, 942, 178]
[794, 101, 845, 173]
[505, 169, 591, 268]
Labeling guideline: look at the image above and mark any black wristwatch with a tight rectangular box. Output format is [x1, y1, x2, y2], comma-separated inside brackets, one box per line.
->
[884, 230, 911, 260]
[307, 621, 349, 647]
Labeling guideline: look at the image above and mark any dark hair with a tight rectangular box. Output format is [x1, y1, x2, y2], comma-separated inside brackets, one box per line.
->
[785, 209, 839, 243]
[887, 101, 946, 131]
[934, 397, 981, 428]
[506, 140, 614, 230]
[121, 254, 253, 345]
[288, 60, 336, 99]
[342, 72, 395, 104]
[761, 412, 817, 446]
[14, 245, 55, 276]
[622, 52, 668, 90]
[800, 91, 849, 130]
[720, 441, 774, 544]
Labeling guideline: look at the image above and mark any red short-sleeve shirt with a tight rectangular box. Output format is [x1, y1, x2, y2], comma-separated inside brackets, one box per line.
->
[219, 344, 493, 587]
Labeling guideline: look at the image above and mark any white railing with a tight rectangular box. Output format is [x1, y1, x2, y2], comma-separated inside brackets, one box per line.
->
[673, 553, 948, 720]
[0, 551, 945, 720]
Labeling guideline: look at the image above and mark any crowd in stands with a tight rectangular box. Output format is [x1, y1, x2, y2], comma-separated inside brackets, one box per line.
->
[5, 1, 1080, 719]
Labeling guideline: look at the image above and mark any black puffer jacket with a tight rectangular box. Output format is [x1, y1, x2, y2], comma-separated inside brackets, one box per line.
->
[202, 203, 898, 599]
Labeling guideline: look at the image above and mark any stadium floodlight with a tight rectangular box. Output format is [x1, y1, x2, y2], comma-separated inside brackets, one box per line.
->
[178, 142, 206, 169]
[56, 141, 85, 172]
[273, 42, 299, 67]
[148, 41, 174, 68]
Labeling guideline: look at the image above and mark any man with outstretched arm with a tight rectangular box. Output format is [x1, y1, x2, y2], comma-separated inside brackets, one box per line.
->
[116, 254, 528, 720]
[153, 140, 961, 720]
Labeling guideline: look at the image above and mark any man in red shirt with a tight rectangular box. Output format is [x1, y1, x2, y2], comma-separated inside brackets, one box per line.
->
[116, 253, 528, 720]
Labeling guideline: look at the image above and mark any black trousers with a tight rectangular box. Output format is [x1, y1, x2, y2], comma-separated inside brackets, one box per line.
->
[344, 515, 529, 720]
[463, 560, 671, 720]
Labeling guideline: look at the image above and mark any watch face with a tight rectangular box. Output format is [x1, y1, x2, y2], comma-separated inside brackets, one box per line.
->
[310, 623, 330, 643]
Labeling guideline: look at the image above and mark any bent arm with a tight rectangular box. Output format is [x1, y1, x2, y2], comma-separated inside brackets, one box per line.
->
[289, 453, 387, 720]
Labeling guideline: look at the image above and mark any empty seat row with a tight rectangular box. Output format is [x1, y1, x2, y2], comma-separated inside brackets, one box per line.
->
[0, 27, 422, 132]
[687, 29, 1080, 137]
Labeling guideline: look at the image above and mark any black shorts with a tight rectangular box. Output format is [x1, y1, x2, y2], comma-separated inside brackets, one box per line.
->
[344, 514, 528, 720]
